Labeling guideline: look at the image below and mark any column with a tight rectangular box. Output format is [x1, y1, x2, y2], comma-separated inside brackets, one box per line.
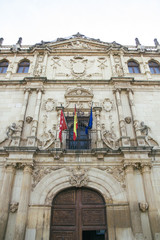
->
[124, 164, 144, 239]
[27, 88, 43, 146]
[93, 107, 103, 148]
[115, 89, 130, 146]
[14, 165, 33, 240]
[141, 164, 160, 239]
[11, 88, 30, 147]
[128, 89, 145, 146]
[0, 164, 15, 240]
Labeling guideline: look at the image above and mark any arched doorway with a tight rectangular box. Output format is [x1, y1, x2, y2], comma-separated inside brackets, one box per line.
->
[50, 187, 107, 240]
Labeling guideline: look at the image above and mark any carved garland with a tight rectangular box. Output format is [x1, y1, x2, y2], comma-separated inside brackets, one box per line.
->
[32, 166, 63, 190]
[97, 166, 126, 188]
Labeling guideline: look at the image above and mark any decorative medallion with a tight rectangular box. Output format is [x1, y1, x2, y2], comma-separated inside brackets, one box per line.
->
[44, 98, 55, 112]
[102, 98, 113, 112]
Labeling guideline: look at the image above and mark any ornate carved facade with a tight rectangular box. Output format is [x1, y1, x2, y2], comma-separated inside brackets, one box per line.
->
[0, 34, 160, 240]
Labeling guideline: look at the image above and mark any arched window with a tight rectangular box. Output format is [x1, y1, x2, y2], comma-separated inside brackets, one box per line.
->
[148, 61, 160, 74]
[128, 61, 140, 73]
[0, 60, 8, 73]
[66, 117, 91, 150]
[17, 60, 30, 73]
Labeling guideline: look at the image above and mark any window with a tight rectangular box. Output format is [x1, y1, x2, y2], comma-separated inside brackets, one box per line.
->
[128, 61, 140, 73]
[66, 117, 91, 150]
[17, 60, 30, 73]
[0, 61, 8, 73]
[148, 61, 160, 74]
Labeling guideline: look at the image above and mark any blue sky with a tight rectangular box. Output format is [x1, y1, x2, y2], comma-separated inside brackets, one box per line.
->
[1, 0, 160, 46]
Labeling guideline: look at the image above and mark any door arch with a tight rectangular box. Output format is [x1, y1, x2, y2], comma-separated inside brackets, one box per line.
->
[50, 187, 108, 240]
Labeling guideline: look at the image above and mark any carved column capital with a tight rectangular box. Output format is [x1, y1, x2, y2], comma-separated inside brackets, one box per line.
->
[93, 107, 102, 114]
[36, 87, 44, 94]
[127, 88, 134, 94]
[123, 163, 134, 173]
[123, 161, 142, 172]
[23, 164, 33, 174]
[113, 88, 121, 94]
[141, 163, 152, 174]
[5, 163, 16, 173]
[24, 87, 32, 94]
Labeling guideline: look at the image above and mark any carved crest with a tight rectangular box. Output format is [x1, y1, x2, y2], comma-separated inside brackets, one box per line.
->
[68, 166, 89, 187]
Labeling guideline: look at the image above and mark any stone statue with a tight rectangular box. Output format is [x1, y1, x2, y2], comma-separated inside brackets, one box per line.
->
[154, 38, 160, 47]
[17, 37, 22, 46]
[0, 38, 4, 46]
[135, 38, 141, 46]
[137, 121, 158, 146]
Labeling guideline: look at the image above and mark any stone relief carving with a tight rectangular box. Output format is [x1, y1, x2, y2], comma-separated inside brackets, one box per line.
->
[51, 56, 61, 78]
[0, 122, 21, 145]
[70, 40, 90, 49]
[97, 166, 126, 188]
[34, 54, 46, 76]
[38, 115, 56, 150]
[97, 57, 107, 69]
[114, 56, 123, 76]
[101, 114, 119, 149]
[139, 202, 149, 212]
[65, 85, 93, 109]
[137, 121, 159, 146]
[10, 202, 19, 213]
[102, 98, 113, 112]
[44, 98, 55, 112]
[67, 166, 89, 187]
[125, 116, 132, 124]
[62, 56, 95, 79]
[32, 166, 63, 190]
[26, 116, 33, 123]
[101, 127, 118, 149]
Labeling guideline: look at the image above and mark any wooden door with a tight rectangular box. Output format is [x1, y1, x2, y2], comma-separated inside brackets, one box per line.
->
[50, 187, 107, 240]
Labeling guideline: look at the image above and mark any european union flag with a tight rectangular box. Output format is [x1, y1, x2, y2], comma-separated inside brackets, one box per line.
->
[85, 107, 93, 134]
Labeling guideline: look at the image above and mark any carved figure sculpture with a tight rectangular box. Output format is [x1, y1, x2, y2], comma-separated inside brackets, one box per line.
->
[10, 202, 19, 213]
[101, 124, 119, 149]
[0, 123, 20, 145]
[38, 129, 56, 150]
[139, 202, 149, 212]
[6, 123, 18, 137]
[137, 121, 158, 146]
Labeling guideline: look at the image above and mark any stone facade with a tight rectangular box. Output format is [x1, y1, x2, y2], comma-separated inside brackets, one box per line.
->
[0, 34, 160, 240]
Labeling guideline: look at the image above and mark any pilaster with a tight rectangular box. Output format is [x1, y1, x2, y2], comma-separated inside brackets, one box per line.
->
[14, 164, 33, 240]
[0, 163, 16, 240]
[93, 107, 103, 148]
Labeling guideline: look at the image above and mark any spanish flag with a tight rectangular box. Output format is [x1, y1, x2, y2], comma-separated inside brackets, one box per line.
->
[73, 105, 78, 141]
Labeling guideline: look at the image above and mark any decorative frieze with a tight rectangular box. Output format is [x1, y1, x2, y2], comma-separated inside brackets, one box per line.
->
[98, 166, 126, 188]
[32, 166, 63, 189]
